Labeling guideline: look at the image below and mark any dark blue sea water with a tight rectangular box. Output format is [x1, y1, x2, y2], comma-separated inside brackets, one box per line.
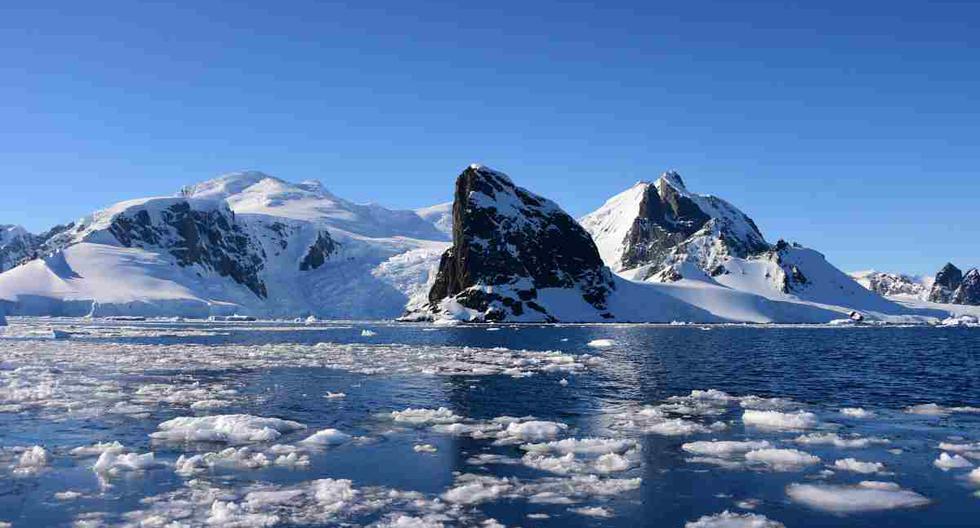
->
[1, 319, 979, 527]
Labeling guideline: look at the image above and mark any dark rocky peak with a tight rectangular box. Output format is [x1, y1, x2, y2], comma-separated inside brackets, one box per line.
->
[935, 263, 963, 290]
[928, 262, 964, 303]
[952, 268, 980, 306]
[423, 165, 615, 322]
[583, 171, 769, 280]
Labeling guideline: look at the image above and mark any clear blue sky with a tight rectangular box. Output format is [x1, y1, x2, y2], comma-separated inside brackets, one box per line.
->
[1, 0, 977, 275]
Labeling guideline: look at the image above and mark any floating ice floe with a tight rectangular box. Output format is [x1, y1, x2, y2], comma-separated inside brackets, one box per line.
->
[521, 451, 635, 476]
[937, 441, 980, 460]
[610, 404, 726, 436]
[413, 444, 437, 453]
[12, 445, 49, 476]
[794, 432, 888, 449]
[522, 437, 638, 456]
[681, 440, 772, 457]
[391, 407, 462, 425]
[324, 392, 346, 399]
[840, 407, 875, 418]
[742, 410, 817, 430]
[93, 451, 159, 475]
[685, 510, 785, 528]
[298, 428, 353, 447]
[500, 420, 568, 443]
[569, 506, 613, 518]
[905, 403, 980, 416]
[744, 449, 820, 471]
[933, 452, 973, 470]
[833, 458, 887, 474]
[786, 481, 930, 513]
[360, 329, 377, 337]
[150, 414, 306, 444]
[442, 472, 641, 507]
[175, 446, 309, 476]
[587, 339, 616, 348]
[54, 491, 83, 501]
[70, 441, 125, 456]
[970, 467, 980, 484]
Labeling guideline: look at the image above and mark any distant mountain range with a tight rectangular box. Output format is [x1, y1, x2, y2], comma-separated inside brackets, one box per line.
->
[851, 263, 980, 307]
[0, 166, 974, 323]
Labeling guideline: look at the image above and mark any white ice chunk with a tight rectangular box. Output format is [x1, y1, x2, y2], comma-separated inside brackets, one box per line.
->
[391, 407, 462, 425]
[685, 510, 785, 528]
[298, 428, 352, 447]
[744, 449, 820, 471]
[840, 407, 874, 418]
[151, 414, 306, 444]
[682, 440, 772, 457]
[742, 410, 817, 430]
[786, 481, 930, 512]
[833, 458, 886, 474]
[933, 452, 974, 471]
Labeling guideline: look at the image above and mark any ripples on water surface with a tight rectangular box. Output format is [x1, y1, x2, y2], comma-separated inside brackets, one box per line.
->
[1, 318, 979, 527]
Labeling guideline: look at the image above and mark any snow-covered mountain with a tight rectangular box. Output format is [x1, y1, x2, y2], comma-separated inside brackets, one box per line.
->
[0, 166, 961, 323]
[580, 172, 902, 314]
[924, 262, 980, 306]
[0, 225, 38, 272]
[581, 172, 768, 279]
[852, 264, 980, 308]
[415, 166, 932, 324]
[0, 172, 450, 318]
[850, 270, 930, 299]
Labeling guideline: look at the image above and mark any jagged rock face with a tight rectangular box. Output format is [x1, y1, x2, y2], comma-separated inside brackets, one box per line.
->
[859, 271, 928, 297]
[299, 231, 337, 271]
[952, 269, 980, 305]
[426, 165, 615, 322]
[0, 225, 38, 272]
[110, 201, 270, 298]
[759, 240, 811, 293]
[928, 263, 963, 303]
[582, 172, 769, 282]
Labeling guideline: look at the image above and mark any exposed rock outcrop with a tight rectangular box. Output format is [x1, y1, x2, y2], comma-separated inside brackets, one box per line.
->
[928, 263, 963, 303]
[951, 268, 980, 306]
[581, 172, 769, 282]
[0, 225, 37, 273]
[422, 165, 615, 322]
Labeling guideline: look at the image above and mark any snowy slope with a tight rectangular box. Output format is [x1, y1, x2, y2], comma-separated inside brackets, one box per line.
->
[0, 173, 450, 318]
[581, 172, 913, 318]
[418, 166, 925, 324]
[414, 202, 453, 238]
